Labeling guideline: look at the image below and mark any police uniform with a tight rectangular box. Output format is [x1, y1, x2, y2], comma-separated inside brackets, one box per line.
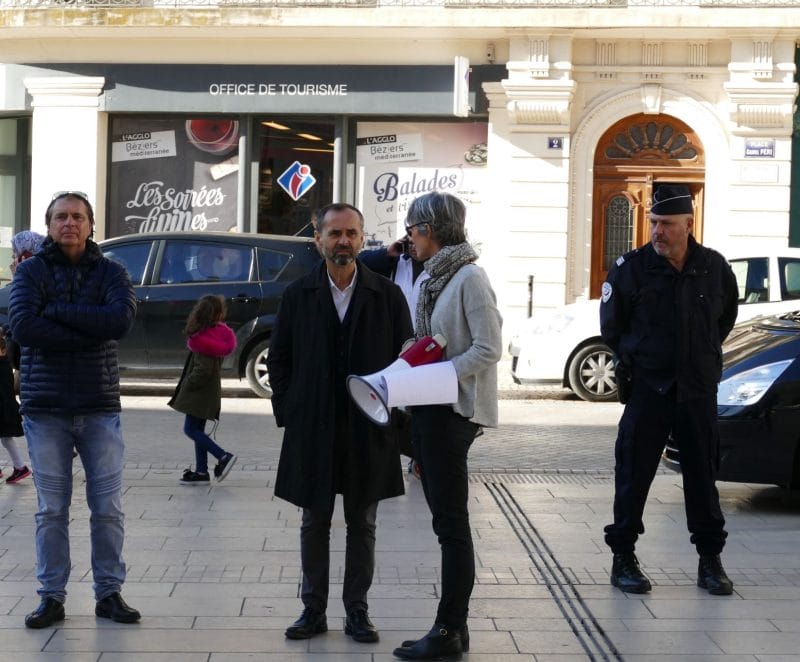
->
[600, 203, 738, 564]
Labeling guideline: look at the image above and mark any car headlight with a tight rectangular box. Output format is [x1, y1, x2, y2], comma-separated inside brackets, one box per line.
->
[717, 359, 792, 406]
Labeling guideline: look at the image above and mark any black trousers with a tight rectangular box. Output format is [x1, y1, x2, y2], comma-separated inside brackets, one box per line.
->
[300, 495, 378, 614]
[604, 383, 728, 556]
[412, 405, 479, 630]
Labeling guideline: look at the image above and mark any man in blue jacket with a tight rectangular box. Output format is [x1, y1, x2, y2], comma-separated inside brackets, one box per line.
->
[9, 191, 140, 628]
[600, 184, 738, 596]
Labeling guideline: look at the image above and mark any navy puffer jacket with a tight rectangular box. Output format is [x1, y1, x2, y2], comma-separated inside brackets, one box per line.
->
[9, 237, 136, 415]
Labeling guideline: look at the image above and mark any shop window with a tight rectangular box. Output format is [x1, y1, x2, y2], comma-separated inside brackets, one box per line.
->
[0, 117, 31, 285]
[256, 118, 334, 236]
[355, 121, 489, 245]
[108, 116, 240, 237]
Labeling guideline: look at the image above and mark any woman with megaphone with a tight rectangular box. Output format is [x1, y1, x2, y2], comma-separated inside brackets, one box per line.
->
[392, 192, 503, 661]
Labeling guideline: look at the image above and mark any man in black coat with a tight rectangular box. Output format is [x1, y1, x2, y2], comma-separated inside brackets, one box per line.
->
[267, 202, 413, 644]
[600, 184, 739, 597]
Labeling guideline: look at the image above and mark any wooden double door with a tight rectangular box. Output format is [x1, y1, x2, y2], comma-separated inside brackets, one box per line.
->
[589, 114, 706, 299]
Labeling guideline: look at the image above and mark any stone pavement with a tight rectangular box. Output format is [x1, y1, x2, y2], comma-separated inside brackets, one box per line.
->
[0, 393, 799, 660]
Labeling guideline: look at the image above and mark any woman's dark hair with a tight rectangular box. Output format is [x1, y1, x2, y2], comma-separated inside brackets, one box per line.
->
[405, 192, 467, 247]
[184, 294, 226, 336]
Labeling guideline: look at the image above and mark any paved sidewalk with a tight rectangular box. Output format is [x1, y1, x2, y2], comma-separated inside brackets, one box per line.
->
[0, 398, 799, 660]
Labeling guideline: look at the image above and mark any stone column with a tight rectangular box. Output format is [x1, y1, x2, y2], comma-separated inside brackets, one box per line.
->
[482, 35, 576, 331]
[721, 38, 798, 250]
[23, 76, 106, 235]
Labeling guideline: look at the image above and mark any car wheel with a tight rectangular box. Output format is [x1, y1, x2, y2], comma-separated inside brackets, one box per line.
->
[567, 342, 618, 402]
[245, 340, 272, 399]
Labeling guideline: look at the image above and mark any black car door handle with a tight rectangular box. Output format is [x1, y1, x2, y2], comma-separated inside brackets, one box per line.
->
[231, 295, 258, 304]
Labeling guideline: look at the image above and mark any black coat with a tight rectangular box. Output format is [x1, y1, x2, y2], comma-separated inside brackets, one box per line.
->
[267, 260, 413, 510]
[0, 357, 22, 438]
[600, 236, 738, 401]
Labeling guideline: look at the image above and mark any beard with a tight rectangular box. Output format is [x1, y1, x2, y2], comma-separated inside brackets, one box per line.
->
[323, 245, 356, 266]
[331, 254, 355, 266]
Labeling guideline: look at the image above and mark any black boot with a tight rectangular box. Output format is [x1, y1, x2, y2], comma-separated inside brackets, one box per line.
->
[95, 592, 141, 623]
[698, 554, 733, 595]
[25, 598, 65, 629]
[402, 623, 469, 652]
[285, 607, 327, 639]
[610, 552, 652, 594]
[393, 623, 463, 660]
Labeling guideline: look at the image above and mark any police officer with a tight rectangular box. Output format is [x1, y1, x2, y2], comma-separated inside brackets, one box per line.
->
[600, 183, 738, 596]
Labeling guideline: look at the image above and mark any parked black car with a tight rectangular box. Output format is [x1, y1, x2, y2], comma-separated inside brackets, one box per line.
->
[662, 312, 800, 488]
[0, 231, 320, 398]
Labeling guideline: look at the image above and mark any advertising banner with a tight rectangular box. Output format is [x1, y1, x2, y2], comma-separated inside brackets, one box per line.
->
[356, 122, 488, 245]
[108, 117, 240, 236]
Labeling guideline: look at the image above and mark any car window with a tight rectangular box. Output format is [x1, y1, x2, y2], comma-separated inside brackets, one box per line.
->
[102, 242, 152, 286]
[256, 247, 294, 282]
[158, 241, 252, 284]
[779, 258, 800, 300]
[730, 257, 768, 304]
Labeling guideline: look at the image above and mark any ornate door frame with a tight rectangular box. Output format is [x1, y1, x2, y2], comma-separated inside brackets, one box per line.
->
[589, 113, 706, 298]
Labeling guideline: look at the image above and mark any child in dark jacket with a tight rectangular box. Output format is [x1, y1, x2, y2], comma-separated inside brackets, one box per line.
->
[168, 295, 237, 484]
[0, 328, 31, 484]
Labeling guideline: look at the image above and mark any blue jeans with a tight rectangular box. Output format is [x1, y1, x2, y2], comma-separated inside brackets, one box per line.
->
[183, 415, 226, 474]
[24, 412, 127, 603]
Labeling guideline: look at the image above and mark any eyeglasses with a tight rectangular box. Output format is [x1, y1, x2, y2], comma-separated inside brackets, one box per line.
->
[51, 190, 90, 204]
[405, 221, 428, 237]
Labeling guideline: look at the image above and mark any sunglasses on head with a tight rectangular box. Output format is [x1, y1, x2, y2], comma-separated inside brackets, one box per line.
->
[51, 190, 91, 204]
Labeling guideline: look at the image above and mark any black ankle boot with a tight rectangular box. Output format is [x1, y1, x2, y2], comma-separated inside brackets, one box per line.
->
[610, 552, 652, 594]
[393, 623, 463, 660]
[698, 554, 733, 595]
[401, 622, 469, 652]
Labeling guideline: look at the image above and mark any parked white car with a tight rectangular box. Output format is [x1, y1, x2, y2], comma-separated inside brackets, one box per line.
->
[509, 251, 800, 401]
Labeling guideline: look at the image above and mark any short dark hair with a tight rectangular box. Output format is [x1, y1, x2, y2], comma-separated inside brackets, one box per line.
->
[45, 192, 95, 226]
[405, 192, 467, 247]
[315, 203, 364, 233]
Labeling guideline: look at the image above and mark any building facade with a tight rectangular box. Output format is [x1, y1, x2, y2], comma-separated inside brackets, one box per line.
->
[1, 0, 799, 338]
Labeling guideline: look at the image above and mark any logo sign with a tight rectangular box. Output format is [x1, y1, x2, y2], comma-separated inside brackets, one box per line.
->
[277, 161, 317, 201]
[111, 130, 177, 162]
[548, 137, 563, 149]
[356, 133, 424, 164]
[744, 139, 775, 158]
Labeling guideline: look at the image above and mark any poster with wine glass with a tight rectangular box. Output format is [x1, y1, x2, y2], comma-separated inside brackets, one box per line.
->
[108, 116, 240, 237]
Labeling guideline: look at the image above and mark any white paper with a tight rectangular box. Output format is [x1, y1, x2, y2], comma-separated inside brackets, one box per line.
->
[382, 361, 458, 407]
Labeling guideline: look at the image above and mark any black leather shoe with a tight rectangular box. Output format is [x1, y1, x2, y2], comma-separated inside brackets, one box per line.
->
[393, 623, 463, 660]
[402, 623, 469, 651]
[698, 554, 733, 595]
[25, 598, 65, 629]
[610, 552, 652, 594]
[285, 607, 327, 639]
[345, 608, 379, 643]
[95, 592, 141, 623]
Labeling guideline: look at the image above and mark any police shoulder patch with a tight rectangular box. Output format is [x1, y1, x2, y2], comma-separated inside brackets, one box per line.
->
[615, 256, 625, 266]
[601, 281, 612, 303]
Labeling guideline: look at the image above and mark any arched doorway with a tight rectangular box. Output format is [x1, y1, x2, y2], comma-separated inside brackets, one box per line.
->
[590, 113, 706, 298]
